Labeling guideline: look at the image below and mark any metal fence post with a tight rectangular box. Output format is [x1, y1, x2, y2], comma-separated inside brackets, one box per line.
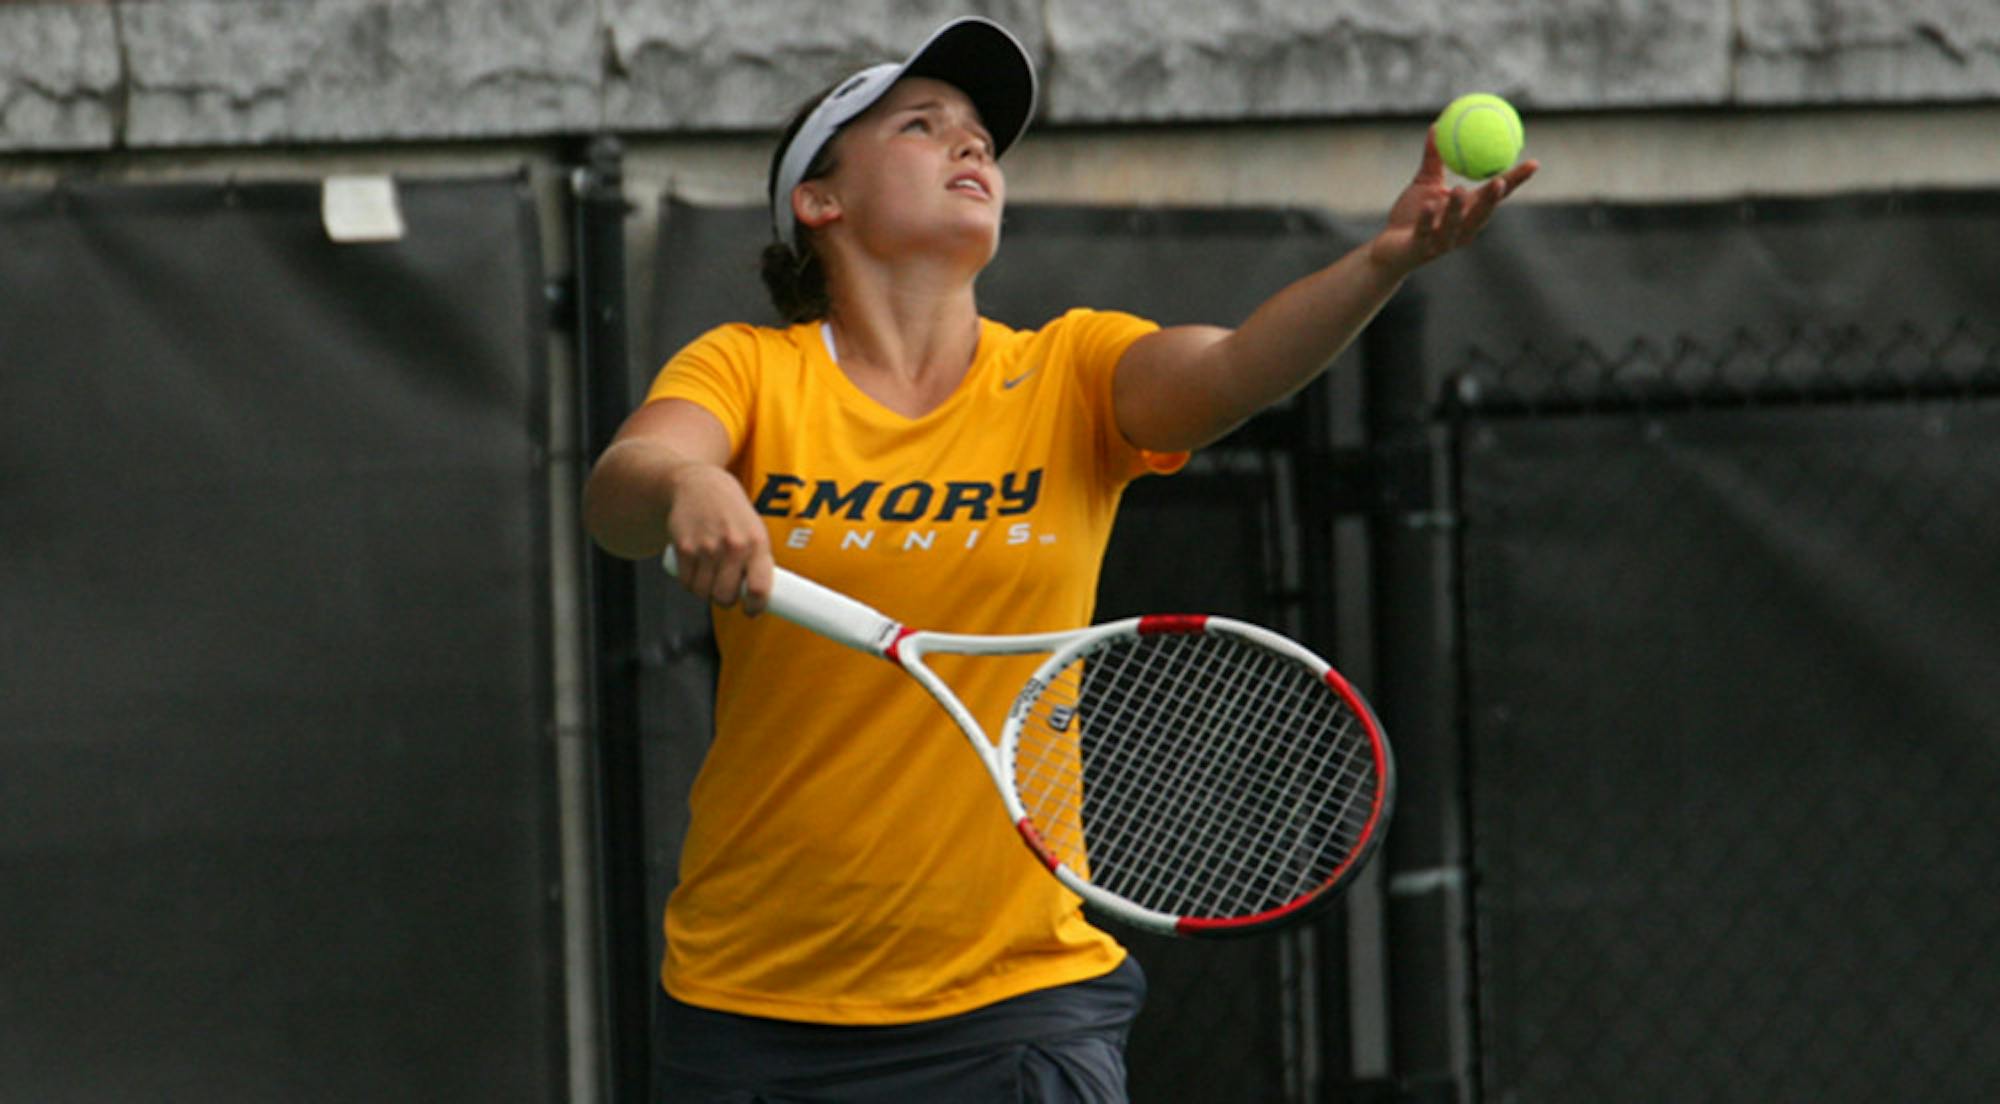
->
[569, 135, 649, 1104]
[1363, 292, 1480, 1102]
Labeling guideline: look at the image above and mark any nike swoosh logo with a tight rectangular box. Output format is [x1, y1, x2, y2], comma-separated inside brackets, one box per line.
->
[1001, 368, 1038, 389]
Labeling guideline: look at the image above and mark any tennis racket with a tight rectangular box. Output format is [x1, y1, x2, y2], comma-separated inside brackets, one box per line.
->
[663, 550, 1394, 938]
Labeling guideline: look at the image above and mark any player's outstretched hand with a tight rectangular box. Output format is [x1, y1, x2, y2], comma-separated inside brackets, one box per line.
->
[1369, 127, 1538, 278]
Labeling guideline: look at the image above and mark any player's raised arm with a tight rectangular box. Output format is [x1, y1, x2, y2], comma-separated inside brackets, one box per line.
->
[1112, 128, 1539, 453]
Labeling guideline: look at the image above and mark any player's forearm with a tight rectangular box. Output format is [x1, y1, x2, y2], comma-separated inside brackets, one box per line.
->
[1208, 238, 1408, 423]
[581, 438, 706, 561]
[1118, 237, 1410, 453]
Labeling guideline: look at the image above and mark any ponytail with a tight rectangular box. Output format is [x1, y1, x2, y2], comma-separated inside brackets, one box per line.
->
[760, 239, 830, 323]
[760, 84, 843, 323]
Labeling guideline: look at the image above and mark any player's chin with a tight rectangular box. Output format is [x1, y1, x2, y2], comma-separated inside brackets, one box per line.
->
[940, 213, 1004, 266]
[944, 185, 1003, 220]
[896, 195, 1002, 263]
[977, 218, 1004, 262]
[953, 198, 1003, 234]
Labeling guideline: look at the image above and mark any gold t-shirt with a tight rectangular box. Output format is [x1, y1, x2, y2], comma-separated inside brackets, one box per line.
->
[645, 308, 1184, 1024]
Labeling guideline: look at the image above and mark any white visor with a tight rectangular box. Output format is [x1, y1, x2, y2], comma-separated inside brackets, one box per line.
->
[769, 17, 1037, 247]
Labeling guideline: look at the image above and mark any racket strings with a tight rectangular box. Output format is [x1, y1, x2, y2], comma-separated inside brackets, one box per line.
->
[1120, 646, 1370, 914]
[1013, 632, 1382, 921]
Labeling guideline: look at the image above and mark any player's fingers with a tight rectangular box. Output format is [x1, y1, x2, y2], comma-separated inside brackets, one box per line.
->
[672, 549, 717, 604]
[1438, 188, 1470, 244]
[711, 561, 750, 608]
[1459, 177, 1510, 237]
[705, 538, 764, 608]
[1416, 126, 1446, 183]
[740, 549, 775, 618]
[1416, 194, 1446, 240]
[1500, 158, 1539, 193]
[668, 535, 755, 608]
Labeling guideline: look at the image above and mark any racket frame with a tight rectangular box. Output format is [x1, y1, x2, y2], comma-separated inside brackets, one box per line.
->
[991, 615, 1392, 936]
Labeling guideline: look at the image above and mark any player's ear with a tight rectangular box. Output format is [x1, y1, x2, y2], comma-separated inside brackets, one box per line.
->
[793, 181, 841, 234]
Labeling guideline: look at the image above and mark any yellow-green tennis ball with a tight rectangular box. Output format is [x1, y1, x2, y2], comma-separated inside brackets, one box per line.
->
[1435, 93, 1524, 180]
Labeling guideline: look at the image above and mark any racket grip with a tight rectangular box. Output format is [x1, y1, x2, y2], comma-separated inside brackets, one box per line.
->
[661, 548, 902, 656]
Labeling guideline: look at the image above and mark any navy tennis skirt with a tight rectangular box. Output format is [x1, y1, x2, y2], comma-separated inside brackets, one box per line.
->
[650, 956, 1147, 1103]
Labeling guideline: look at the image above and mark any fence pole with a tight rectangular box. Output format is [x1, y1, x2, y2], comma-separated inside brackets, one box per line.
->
[569, 135, 650, 1104]
[1362, 292, 1479, 1102]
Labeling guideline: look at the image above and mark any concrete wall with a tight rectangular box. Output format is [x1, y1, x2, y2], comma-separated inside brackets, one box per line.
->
[9, 0, 2000, 217]
[5, 0, 1999, 152]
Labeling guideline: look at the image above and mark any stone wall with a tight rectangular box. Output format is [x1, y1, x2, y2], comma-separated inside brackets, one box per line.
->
[4, 0, 1997, 152]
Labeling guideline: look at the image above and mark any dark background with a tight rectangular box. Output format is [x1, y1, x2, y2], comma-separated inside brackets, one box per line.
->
[5, 175, 1996, 1101]
[0, 178, 562, 1102]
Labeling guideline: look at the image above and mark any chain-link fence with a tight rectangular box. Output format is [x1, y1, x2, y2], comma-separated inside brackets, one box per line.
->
[1452, 321, 2000, 1103]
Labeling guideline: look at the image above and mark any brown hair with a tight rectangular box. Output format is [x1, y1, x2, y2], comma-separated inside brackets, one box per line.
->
[760, 85, 844, 323]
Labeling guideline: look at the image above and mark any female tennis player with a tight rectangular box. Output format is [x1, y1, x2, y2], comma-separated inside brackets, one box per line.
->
[584, 16, 1535, 1102]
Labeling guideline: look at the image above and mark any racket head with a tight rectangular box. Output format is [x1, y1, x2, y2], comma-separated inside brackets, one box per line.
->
[999, 614, 1394, 938]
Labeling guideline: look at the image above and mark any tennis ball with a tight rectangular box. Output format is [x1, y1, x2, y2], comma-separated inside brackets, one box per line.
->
[1435, 93, 1524, 180]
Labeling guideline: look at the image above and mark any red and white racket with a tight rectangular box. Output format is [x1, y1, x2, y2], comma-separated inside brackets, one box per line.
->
[664, 551, 1395, 938]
